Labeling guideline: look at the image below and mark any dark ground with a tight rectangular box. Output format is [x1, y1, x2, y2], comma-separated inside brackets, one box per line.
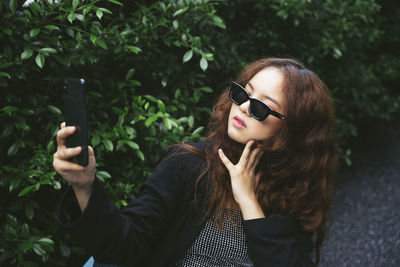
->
[320, 118, 400, 267]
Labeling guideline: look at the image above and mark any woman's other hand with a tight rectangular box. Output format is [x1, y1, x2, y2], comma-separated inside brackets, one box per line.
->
[218, 140, 265, 219]
[53, 122, 96, 211]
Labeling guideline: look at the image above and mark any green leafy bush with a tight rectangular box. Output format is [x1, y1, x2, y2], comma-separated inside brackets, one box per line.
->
[0, 0, 398, 265]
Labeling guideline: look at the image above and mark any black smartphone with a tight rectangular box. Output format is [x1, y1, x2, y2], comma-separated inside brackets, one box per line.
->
[63, 78, 89, 167]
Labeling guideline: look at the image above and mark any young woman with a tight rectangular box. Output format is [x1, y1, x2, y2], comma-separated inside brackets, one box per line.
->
[54, 57, 337, 267]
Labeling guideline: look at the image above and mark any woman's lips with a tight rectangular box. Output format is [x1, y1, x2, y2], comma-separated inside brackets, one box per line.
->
[233, 115, 246, 128]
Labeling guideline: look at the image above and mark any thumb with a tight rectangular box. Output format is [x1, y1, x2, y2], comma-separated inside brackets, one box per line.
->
[88, 145, 94, 156]
[87, 146, 96, 166]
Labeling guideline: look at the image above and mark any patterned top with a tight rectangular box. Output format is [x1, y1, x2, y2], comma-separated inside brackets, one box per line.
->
[176, 209, 254, 267]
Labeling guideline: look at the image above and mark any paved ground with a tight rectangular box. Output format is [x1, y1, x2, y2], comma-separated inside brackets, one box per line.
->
[320, 119, 400, 267]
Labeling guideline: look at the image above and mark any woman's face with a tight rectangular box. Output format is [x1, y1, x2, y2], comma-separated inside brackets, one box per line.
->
[227, 67, 285, 144]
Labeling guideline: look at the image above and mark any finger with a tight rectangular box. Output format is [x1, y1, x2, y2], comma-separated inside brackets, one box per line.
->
[88, 146, 96, 163]
[238, 140, 254, 166]
[54, 146, 82, 160]
[53, 157, 86, 172]
[60, 122, 66, 129]
[56, 126, 76, 148]
[218, 148, 234, 171]
[88, 145, 94, 157]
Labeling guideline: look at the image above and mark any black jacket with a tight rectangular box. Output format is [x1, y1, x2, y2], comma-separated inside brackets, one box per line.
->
[57, 141, 314, 267]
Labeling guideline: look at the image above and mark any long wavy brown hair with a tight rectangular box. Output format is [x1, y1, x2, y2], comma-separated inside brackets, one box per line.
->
[178, 57, 337, 265]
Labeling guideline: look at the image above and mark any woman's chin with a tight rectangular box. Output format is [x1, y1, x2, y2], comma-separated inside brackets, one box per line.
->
[227, 128, 248, 144]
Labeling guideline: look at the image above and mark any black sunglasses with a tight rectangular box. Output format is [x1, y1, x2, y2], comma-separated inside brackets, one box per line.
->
[229, 81, 285, 121]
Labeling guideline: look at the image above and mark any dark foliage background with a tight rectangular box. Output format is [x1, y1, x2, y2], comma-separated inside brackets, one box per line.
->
[0, 0, 398, 265]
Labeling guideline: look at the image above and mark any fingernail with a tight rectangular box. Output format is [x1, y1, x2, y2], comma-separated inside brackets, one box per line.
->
[75, 146, 81, 150]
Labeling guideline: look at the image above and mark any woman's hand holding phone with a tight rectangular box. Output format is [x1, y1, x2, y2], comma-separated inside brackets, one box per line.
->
[53, 122, 96, 211]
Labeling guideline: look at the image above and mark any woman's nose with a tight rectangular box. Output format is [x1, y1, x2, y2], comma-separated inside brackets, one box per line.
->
[239, 100, 250, 115]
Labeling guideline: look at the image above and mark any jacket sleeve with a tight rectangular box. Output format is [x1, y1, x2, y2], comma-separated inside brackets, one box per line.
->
[57, 146, 189, 266]
[243, 215, 314, 267]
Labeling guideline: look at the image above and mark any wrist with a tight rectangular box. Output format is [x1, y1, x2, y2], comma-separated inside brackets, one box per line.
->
[236, 193, 257, 207]
[72, 181, 93, 198]
[237, 195, 265, 220]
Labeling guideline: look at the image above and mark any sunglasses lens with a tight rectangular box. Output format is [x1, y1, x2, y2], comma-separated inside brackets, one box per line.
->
[230, 83, 248, 105]
[250, 99, 270, 120]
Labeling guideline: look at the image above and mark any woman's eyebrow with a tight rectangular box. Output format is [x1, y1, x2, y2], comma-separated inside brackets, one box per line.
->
[247, 82, 281, 109]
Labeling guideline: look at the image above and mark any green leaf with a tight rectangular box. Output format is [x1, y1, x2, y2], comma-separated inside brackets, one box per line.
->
[145, 115, 159, 127]
[33, 243, 46, 256]
[3, 28, 12, 35]
[199, 86, 213, 93]
[72, 0, 79, 9]
[8, 142, 19, 156]
[333, 48, 342, 59]
[125, 141, 139, 150]
[66, 28, 75, 38]
[95, 39, 108, 50]
[173, 7, 188, 17]
[21, 223, 29, 237]
[192, 126, 204, 136]
[200, 58, 208, 71]
[22, 241, 33, 252]
[48, 105, 61, 115]
[108, 0, 123, 6]
[20, 109, 34, 115]
[0, 72, 11, 79]
[173, 20, 179, 29]
[9, 177, 21, 192]
[53, 181, 61, 190]
[15, 121, 29, 131]
[25, 203, 34, 220]
[143, 95, 157, 102]
[161, 78, 167, 87]
[21, 49, 34, 60]
[96, 9, 103, 20]
[127, 46, 142, 54]
[164, 118, 172, 130]
[37, 238, 54, 245]
[125, 68, 135, 80]
[136, 150, 145, 161]
[39, 47, 57, 54]
[90, 34, 97, 44]
[76, 14, 84, 21]
[97, 170, 111, 179]
[103, 139, 113, 151]
[35, 53, 45, 69]
[67, 13, 76, 24]
[157, 100, 166, 112]
[182, 50, 193, 63]
[202, 52, 214, 61]
[83, 6, 92, 15]
[18, 185, 33, 197]
[212, 16, 226, 29]
[30, 28, 40, 37]
[125, 126, 136, 137]
[99, 8, 112, 14]
[44, 25, 59, 31]
[91, 135, 101, 147]
[188, 115, 194, 127]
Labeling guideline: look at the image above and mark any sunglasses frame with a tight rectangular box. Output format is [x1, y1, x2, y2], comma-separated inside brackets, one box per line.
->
[230, 81, 285, 121]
